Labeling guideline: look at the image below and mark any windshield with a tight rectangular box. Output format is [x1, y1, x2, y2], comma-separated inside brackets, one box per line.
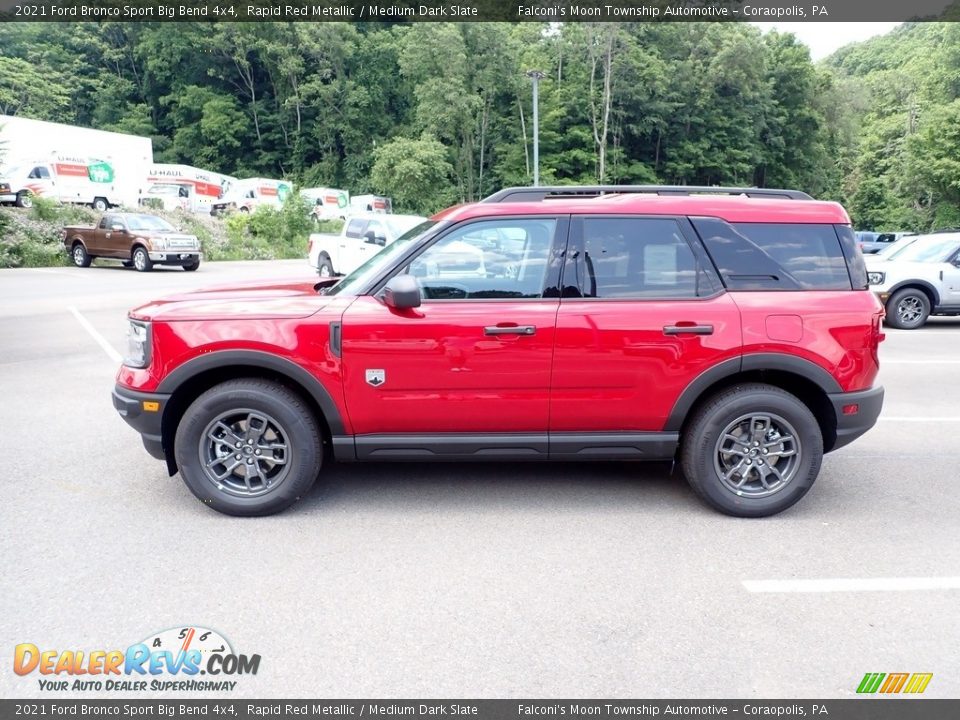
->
[324, 220, 438, 296]
[149, 184, 182, 195]
[125, 215, 177, 232]
[877, 236, 918, 258]
[385, 216, 425, 238]
[890, 235, 960, 263]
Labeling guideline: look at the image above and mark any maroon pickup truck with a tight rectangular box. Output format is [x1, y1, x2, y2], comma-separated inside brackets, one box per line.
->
[62, 212, 202, 272]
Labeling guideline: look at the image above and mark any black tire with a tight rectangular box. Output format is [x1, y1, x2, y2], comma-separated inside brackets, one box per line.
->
[680, 383, 823, 518]
[71, 242, 92, 268]
[317, 256, 335, 278]
[92, 197, 109, 212]
[132, 246, 153, 272]
[885, 288, 930, 330]
[174, 379, 323, 516]
[15, 191, 32, 209]
[183, 260, 201, 272]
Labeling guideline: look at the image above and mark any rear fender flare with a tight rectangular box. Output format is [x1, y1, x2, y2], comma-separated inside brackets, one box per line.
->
[664, 354, 842, 432]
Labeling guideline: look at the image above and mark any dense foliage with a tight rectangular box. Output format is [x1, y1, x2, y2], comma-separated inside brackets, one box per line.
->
[1, 21, 958, 230]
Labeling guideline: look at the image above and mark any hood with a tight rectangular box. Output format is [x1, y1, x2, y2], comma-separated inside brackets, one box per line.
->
[130, 279, 331, 321]
[868, 260, 942, 278]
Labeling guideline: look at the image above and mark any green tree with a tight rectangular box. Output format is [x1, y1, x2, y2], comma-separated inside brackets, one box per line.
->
[371, 136, 456, 215]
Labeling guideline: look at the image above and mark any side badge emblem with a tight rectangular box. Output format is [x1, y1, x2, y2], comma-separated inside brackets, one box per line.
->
[366, 369, 386, 387]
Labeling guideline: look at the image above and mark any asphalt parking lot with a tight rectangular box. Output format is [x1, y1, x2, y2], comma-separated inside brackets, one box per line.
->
[2, 258, 959, 699]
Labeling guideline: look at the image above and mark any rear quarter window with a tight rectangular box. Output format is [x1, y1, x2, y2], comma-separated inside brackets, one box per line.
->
[692, 219, 852, 291]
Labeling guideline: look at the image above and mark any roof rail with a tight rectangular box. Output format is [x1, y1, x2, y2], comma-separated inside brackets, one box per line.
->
[482, 185, 813, 203]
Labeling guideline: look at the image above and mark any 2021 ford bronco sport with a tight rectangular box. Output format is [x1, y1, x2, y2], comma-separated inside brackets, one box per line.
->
[112, 186, 885, 518]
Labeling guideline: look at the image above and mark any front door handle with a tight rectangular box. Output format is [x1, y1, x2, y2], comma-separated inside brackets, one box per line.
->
[484, 324, 536, 336]
[663, 324, 714, 336]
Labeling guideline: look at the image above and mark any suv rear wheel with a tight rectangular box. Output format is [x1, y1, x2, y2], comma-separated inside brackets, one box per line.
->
[174, 379, 323, 516]
[681, 383, 823, 518]
[885, 288, 930, 330]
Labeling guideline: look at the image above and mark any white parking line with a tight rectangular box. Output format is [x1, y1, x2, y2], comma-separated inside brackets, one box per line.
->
[743, 577, 960, 593]
[67, 306, 123, 363]
[882, 360, 960, 364]
[879, 417, 960, 422]
[27, 268, 93, 278]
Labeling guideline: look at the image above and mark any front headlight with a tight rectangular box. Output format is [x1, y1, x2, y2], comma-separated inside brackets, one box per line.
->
[867, 271, 885, 285]
[150, 237, 168, 251]
[125, 320, 152, 368]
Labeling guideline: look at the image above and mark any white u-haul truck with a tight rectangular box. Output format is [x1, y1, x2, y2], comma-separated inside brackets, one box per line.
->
[0, 115, 153, 209]
[210, 178, 292, 216]
[143, 164, 237, 214]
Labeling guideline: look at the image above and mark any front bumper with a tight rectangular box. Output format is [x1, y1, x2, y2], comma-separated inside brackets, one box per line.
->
[148, 251, 201, 265]
[112, 384, 170, 460]
[828, 385, 884, 451]
[0, 192, 15, 203]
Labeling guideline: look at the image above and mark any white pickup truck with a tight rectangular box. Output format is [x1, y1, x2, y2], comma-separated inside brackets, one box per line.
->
[307, 212, 427, 277]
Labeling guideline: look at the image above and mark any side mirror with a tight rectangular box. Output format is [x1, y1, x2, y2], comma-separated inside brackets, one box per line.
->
[382, 274, 421, 310]
[364, 230, 386, 246]
[111, 224, 125, 232]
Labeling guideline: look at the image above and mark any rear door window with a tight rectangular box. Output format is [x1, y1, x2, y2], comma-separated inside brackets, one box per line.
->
[564, 217, 715, 298]
[692, 219, 851, 291]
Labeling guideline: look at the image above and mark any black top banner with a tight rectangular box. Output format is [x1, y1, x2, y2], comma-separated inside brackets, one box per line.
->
[1, 0, 959, 22]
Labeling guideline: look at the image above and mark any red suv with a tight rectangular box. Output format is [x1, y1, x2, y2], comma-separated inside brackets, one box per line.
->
[112, 186, 885, 518]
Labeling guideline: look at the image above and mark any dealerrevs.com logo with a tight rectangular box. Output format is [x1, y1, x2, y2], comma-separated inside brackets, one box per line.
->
[14, 626, 260, 692]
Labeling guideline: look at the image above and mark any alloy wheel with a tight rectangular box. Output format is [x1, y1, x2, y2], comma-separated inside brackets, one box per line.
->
[713, 412, 801, 498]
[198, 409, 291, 497]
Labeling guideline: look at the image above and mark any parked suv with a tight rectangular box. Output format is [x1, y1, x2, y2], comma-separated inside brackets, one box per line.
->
[866, 231, 960, 329]
[112, 186, 885, 518]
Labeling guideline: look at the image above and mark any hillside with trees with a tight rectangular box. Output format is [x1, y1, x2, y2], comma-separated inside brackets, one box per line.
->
[0, 21, 958, 229]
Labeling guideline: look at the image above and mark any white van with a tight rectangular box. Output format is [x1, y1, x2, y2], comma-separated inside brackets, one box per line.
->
[349, 194, 392, 214]
[301, 187, 350, 222]
[211, 178, 292, 215]
[0, 156, 121, 211]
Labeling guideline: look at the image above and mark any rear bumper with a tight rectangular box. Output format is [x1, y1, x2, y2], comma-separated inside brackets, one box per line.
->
[828, 385, 884, 451]
[112, 384, 170, 460]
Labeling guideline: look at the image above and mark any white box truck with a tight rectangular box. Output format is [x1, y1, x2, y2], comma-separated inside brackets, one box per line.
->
[349, 194, 392, 214]
[211, 178, 293, 216]
[143, 164, 237, 214]
[0, 115, 152, 209]
[301, 186, 350, 222]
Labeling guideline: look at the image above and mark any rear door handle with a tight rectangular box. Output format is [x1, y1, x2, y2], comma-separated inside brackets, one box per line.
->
[484, 325, 536, 336]
[663, 324, 714, 336]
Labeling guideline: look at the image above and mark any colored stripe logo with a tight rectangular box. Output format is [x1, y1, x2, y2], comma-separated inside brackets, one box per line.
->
[857, 672, 932, 694]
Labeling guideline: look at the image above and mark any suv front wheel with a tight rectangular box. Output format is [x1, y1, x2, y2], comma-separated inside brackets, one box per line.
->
[885, 288, 930, 330]
[681, 384, 823, 518]
[174, 379, 323, 516]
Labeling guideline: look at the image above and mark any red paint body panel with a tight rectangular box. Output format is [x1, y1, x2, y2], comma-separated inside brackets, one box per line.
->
[340, 296, 559, 434]
[550, 294, 742, 431]
[732, 291, 885, 393]
[118, 290, 357, 434]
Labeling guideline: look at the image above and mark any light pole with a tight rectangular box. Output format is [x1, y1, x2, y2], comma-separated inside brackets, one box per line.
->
[526, 70, 545, 187]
